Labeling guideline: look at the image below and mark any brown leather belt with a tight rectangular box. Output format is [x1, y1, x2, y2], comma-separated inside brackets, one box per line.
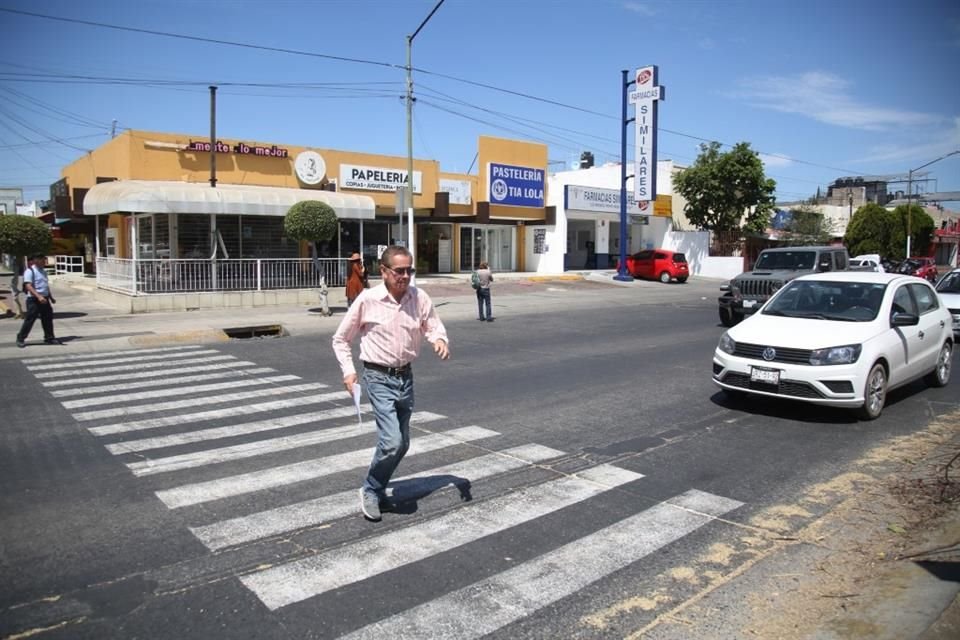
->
[363, 361, 412, 376]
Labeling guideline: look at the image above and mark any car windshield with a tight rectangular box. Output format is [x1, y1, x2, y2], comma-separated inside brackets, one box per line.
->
[937, 272, 960, 293]
[762, 280, 887, 321]
[754, 251, 816, 270]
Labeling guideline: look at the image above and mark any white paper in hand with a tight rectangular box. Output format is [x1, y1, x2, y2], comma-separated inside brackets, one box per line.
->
[352, 384, 363, 427]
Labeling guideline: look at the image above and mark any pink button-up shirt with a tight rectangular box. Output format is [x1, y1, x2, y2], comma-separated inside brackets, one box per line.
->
[332, 283, 449, 378]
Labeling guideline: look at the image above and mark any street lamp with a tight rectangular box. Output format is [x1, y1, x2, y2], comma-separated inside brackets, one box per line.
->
[405, 0, 446, 272]
[905, 149, 960, 258]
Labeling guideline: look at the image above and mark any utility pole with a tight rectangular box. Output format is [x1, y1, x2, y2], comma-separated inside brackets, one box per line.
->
[209, 86, 218, 188]
[406, 0, 445, 271]
[111, 119, 117, 138]
[616, 69, 635, 282]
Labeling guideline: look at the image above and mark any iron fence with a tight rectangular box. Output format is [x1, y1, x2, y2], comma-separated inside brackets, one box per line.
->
[95, 257, 348, 295]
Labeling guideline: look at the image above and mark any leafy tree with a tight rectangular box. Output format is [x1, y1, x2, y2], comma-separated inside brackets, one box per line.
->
[844, 203, 904, 259]
[893, 204, 935, 257]
[0, 214, 52, 260]
[284, 200, 338, 258]
[284, 200, 339, 304]
[0, 214, 52, 318]
[783, 205, 834, 245]
[673, 141, 777, 233]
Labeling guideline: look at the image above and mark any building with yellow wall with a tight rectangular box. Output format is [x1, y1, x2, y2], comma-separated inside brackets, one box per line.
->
[59, 130, 555, 284]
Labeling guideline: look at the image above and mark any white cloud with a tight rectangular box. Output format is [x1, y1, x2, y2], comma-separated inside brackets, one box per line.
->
[734, 71, 943, 132]
[850, 116, 960, 165]
[759, 153, 793, 168]
[623, 2, 656, 16]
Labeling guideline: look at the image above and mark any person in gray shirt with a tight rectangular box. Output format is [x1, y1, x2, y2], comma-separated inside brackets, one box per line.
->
[475, 261, 494, 322]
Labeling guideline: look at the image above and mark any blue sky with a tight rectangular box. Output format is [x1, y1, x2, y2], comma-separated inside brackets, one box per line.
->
[1, 0, 958, 206]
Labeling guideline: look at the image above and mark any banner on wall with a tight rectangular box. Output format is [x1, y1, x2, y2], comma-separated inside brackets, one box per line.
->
[440, 178, 472, 205]
[340, 164, 422, 194]
[488, 162, 544, 208]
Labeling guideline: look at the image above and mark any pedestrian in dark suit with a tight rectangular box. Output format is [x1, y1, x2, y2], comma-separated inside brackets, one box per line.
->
[16, 255, 62, 348]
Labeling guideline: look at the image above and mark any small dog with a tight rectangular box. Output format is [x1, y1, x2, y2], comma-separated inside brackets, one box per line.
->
[316, 278, 332, 316]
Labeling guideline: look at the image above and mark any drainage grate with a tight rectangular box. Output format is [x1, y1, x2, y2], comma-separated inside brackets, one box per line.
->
[222, 324, 286, 340]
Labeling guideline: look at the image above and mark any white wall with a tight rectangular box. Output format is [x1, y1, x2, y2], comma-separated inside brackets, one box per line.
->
[661, 230, 743, 280]
[534, 161, 675, 273]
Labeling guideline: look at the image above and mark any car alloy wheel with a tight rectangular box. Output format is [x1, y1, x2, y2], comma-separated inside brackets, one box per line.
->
[659, 271, 671, 283]
[925, 342, 953, 388]
[860, 363, 887, 420]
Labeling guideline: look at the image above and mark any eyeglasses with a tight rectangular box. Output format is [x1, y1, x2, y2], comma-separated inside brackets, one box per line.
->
[383, 265, 416, 276]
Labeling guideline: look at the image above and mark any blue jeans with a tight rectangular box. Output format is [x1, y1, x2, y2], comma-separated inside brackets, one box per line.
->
[476, 288, 492, 320]
[361, 367, 415, 497]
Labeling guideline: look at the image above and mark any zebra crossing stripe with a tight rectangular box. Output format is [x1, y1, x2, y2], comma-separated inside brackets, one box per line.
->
[105, 410, 446, 455]
[155, 426, 500, 509]
[61, 374, 302, 409]
[31, 355, 237, 379]
[339, 489, 744, 640]
[39, 360, 262, 387]
[25, 349, 222, 371]
[21, 344, 204, 364]
[49, 368, 277, 398]
[240, 464, 644, 610]
[192, 444, 567, 551]
[119, 410, 451, 471]
[88, 391, 353, 436]
[72, 382, 330, 421]
[126, 409, 376, 476]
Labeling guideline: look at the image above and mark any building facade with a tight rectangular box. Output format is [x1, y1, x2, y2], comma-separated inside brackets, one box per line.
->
[54, 131, 567, 290]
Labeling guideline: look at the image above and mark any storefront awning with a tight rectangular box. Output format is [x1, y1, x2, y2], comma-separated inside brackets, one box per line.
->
[83, 180, 376, 219]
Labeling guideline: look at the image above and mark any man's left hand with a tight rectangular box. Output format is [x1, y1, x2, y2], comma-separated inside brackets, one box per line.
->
[434, 339, 450, 360]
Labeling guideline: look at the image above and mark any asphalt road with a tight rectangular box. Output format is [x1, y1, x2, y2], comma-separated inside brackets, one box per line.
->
[1, 282, 957, 639]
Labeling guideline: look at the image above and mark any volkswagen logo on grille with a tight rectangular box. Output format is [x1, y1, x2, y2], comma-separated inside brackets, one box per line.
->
[762, 347, 777, 361]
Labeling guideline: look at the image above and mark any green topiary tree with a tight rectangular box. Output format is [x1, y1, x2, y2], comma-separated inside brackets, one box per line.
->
[0, 214, 52, 318]
[284, 201, 339, 250]
[284, 201, 339, 313]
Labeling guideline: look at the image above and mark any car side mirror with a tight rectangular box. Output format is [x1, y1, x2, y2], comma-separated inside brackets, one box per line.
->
[891, 312, 919, 327]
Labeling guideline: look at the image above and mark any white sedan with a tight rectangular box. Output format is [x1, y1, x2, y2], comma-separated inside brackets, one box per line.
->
[712, 272, 954, 420]
[936, 268, 960, 337]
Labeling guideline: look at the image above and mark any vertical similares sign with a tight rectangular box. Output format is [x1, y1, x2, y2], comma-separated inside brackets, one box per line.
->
[629, 66, 664, 203]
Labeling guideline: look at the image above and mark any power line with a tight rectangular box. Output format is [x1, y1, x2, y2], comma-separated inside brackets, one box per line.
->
[0, 7, 872, 184]
[0, 134, 107, 150]
[0, 8, 401, 71]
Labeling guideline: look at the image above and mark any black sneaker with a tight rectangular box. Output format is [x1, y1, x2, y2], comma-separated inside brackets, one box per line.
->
[44, 338, 64, 345]
[359, 489, 381, 521]
[16, 339, 25, 348]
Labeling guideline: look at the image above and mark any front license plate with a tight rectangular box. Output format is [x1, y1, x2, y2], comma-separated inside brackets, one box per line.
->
[742, 299, 757, 309]
[750, 367, 780, 384]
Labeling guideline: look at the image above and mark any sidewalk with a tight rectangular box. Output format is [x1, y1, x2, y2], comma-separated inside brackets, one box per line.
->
[0, 269, 638, 359]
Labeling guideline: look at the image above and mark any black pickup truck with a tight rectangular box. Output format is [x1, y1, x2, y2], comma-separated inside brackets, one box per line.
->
[718, 246, 852, 327]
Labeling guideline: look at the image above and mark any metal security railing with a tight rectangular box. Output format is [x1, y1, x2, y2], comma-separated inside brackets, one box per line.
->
[54, 255, 84, 274]
[95, 257, 348, 295]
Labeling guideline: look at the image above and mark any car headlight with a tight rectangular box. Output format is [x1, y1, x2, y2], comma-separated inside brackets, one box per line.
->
[718, 332, 736, 355]
[809, 344, 862, 366]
